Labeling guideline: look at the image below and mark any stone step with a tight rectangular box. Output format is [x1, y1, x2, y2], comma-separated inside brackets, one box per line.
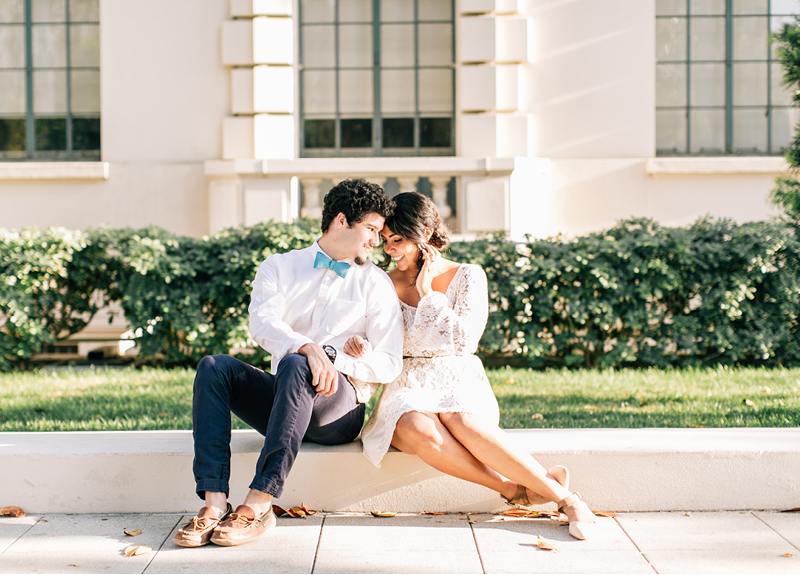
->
[2, 428, 799, 514]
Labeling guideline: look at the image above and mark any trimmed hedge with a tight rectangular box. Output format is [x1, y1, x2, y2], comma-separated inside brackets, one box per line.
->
[3, 217, 800, 371]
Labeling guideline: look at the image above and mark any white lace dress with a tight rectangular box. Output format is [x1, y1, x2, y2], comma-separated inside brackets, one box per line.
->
[361, 264, 500, 467]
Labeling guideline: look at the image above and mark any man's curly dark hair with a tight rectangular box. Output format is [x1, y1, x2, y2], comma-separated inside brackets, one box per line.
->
[321, 178, 395, 233]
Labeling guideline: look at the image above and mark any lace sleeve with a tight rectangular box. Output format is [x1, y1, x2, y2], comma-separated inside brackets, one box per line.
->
[409, 265, 489, 355]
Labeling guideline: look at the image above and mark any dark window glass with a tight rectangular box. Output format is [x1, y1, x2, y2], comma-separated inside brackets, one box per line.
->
[420, 118, 451, 147]
[72, 118, 100, 151]
[341, 118, 372, 148]
[35, 118, 67, 151]
[304, 119, 335, 148]
[383, 118, 414, 148]
[0, 119, 26, 152]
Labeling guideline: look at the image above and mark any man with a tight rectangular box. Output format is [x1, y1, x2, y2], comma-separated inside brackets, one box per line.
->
[174, 179, 403, 548]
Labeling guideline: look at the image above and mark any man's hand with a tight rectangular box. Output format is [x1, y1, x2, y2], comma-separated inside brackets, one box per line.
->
[298, 343, 338, 396]
[344, 335, 371, 358]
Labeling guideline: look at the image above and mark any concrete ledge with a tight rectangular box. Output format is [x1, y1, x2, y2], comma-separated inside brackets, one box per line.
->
[2, 428, 798, 514]
[646, 156, 789, 176]
[0, 162, 110, 180]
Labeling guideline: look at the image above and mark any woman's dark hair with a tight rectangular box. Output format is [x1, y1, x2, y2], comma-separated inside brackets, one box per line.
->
[382, 192, 450, 278]
[321, 178, 394, 233]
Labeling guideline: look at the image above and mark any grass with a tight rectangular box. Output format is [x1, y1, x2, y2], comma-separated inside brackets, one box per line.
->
[0, 366, 798, 432]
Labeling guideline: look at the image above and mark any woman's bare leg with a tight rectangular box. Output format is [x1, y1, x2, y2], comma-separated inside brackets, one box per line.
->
[439, 412, 595, 524]
[391, 411, 518, 500]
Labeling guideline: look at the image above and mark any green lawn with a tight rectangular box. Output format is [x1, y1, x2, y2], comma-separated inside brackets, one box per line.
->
[0, 366, 798, 432]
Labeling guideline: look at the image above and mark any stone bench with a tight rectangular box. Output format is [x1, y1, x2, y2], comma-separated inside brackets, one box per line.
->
[2, 428, 799, 514]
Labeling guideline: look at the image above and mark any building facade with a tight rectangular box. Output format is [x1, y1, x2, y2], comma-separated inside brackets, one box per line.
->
[0, 0, 796, 240]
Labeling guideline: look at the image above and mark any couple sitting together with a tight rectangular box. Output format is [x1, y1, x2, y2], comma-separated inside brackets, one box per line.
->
[174, 179, 598, 548]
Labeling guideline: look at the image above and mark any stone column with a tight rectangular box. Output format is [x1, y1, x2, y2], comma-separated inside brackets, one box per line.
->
[428, 177, 452, 218]
[300, 178, 323, 219]
[396, 177, 420, 194]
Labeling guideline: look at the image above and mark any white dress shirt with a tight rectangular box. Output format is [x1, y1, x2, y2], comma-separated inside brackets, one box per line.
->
[249, 241, 403, 402]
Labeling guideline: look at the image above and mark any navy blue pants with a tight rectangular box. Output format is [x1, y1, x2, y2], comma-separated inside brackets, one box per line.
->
[192, 354, 365, 499]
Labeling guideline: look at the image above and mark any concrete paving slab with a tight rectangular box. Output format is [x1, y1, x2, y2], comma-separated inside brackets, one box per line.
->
[0, 513, 180, 575]
[145, 514, 322, 574]
[313, 513, 482, 574]
[0, 516, 39, 554]
[616, 511, 799, 574]
[754, 511, 800, 549]
[469, 513, 654, 574]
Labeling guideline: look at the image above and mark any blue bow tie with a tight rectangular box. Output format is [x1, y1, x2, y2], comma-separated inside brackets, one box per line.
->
[314, 251, 351, 278]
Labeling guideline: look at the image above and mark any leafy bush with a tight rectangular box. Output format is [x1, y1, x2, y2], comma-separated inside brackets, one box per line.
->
[3, 217, 800, 371]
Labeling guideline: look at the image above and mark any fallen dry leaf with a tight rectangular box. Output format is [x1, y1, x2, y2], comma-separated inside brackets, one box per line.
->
[536, 536, 557, 551]
[743, 398, 756, 407]
[783, 553, 795, 558]
[501, 509, 557, 518]
[371, 511, 397, 517]
[0, 506, 25, 518]
[684, 512, 691, 517]
[423, 511, 445, 515]
[300, 504, 317, 516]
[123, 545, 151, 557]
[272, 505, 287, 517]
[531, 413, 544, 420]
[68, 564, 80, 568]
[781, 507, 800, 513]
[593, 510, 618, 518]
[156, 413, 168, 418]
[124, 529, 142, 537]
[762, 386, 771, 393]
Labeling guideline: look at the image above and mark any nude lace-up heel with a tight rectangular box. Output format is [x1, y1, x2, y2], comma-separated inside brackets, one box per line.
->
[557, 492, 598, 540]
[502, 465, 570, 506]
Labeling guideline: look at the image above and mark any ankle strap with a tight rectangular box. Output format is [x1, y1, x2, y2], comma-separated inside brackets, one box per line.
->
[557, 492, 581, 513]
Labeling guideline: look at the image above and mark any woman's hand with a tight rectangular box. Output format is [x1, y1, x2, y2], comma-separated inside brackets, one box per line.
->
[344, 335, 371, 357]
[415, 244, 439, 297]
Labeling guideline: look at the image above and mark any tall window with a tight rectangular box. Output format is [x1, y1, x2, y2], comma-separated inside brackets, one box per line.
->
[300, 0, 454, 157]
[656, 0, 799, 155]
[0, 0, 100, 161]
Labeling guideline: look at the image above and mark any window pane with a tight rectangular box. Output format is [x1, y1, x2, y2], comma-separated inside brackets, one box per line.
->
[32, 0, 66, 22]
[381, 69, 415, 113]
[0, 0, 24, 23]
[33, 24, 67, 68]
[691, 17, 725, 60]
[35, 117, 66, 150]
[689, 108, 725, 153]
[341, 118, 371, 147]
[71, 70, 100, 113]
[418, 24, 452, 66]
[657, 63, 687, 107]
[733, 107, 767, 152]
[70, 24, 100, 67]
[733, 16, 767, 60]
[339, 24, 372, 67]
[381, 0, 413, 22]
[0, 70, 26, 114]
[33, 69, 67, 113]
[420, 117, 450, 147]
[304, 119, 335, 148]
[656, 17, 687, 61]
[303, 71, 336, 113]
[419, 0, 451, 21]
[733, 62, 767, 105]
[771, 62, 793, 106]
[381, 24, 414, 67]
[690, 63, 725, 106]
[383, 118, 413, 147]
[339, 0, 371, 22]
[0, 118, 26, 151]
[0, 26, 25, 68]
[418, 68, 452, 112]
[733, 0, 767, 14]
[771, 0, 800, 14]
[301, 0, 335, 23]
[339, 69, 372, 113]
[771, 107, 799, 151]
[303, 24, 335, 68]
[72, 117, 99, 150]
[656, 109, 688, 153]
[70, 0, 99, 22]
[691, 0, 726, 15]
[657, 0, 688, 15]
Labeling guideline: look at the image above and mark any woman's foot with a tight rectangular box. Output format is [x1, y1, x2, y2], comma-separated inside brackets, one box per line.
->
[558, 493, 598, 540]
[503, 465, 569, 506]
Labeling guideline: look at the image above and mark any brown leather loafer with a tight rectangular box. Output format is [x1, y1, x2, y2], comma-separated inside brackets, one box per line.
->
[173, 503, 232, 548]
[210, 504, 276, 547]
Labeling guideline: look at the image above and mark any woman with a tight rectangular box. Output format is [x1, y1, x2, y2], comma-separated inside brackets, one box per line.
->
[350, 192, 597, 540]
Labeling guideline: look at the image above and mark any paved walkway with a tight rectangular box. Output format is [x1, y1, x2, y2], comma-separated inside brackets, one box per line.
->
[1, 510, 799, 574]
